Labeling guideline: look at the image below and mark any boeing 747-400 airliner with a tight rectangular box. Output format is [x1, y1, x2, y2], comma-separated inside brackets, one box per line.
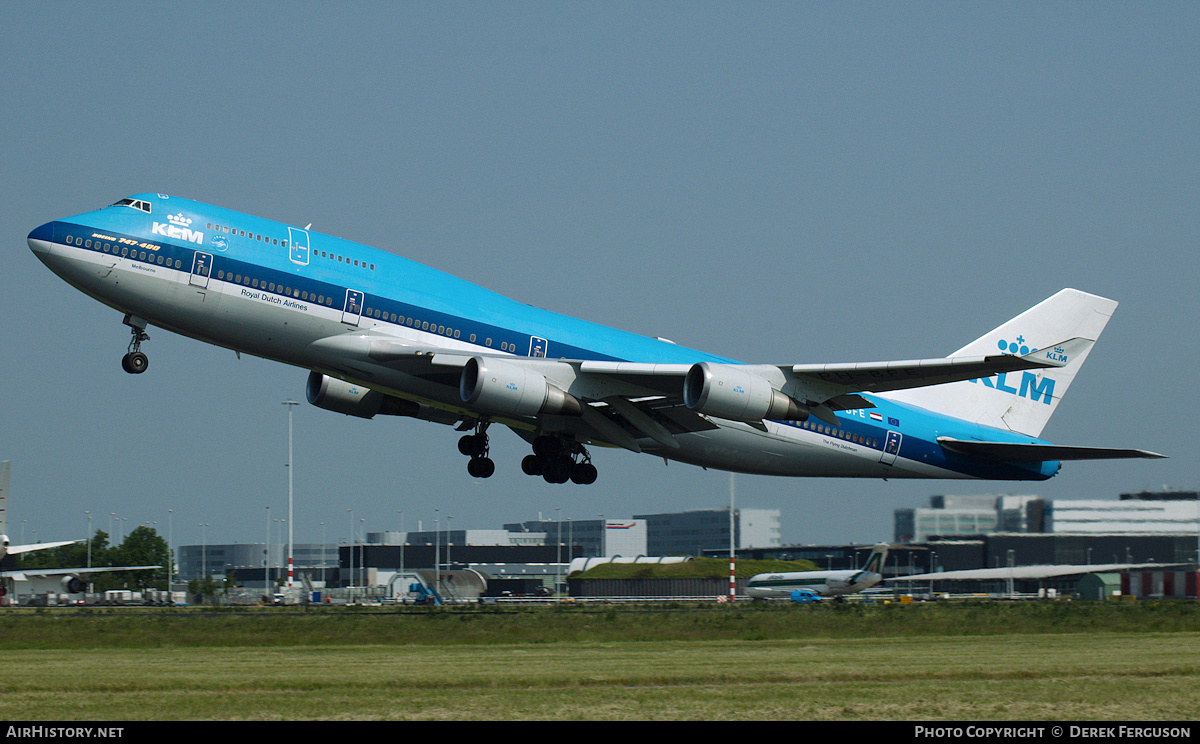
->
[28, 195, 1163, 484]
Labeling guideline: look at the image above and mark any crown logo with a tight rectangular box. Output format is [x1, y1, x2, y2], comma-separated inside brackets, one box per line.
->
[167, 213, 192, 227]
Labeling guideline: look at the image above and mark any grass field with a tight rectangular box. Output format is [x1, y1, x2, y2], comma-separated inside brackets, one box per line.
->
[0, 602, 1197, 720]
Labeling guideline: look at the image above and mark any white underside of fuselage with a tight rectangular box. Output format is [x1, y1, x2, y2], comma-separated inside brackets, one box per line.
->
[32, 237, 969, 480]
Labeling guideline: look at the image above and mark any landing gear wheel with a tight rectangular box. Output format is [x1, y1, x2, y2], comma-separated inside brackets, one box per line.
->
[571, 462, 598, 485]
[122, 314, 151, 375]
[467, 456, 495, 478]
[532, 435, 565, 460]
[521, 454, 544, 476]
[526, 435, 598, 484]
[542, 458, 574, 484]
[460, 421, 493, 478]
[458, 434, 487, 457]
[121, 351, 149, 374]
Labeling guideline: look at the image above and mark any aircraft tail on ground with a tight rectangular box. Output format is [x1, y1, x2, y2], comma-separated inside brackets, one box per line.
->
[860, 543, 890, 573]
[883, 289, 1116, 437]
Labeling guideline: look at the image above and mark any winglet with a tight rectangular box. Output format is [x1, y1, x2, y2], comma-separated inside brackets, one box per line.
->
[1020, 337, 1093, 369]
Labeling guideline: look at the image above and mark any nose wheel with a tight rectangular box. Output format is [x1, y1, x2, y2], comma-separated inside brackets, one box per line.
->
[121, 314, 150, 374]
[121, 351, 149, 374]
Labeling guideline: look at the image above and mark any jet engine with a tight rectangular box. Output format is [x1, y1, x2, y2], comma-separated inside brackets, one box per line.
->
[305, 372, 458, 424]
[683, 362, 807, 422]
[61, 575, 89, 594]
[459, 357, 582, 418]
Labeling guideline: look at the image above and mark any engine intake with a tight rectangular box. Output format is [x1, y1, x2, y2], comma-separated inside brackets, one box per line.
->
[61, 575, 89, 594]
[683, 362, 806, 422]
[460, 357, 582, 418]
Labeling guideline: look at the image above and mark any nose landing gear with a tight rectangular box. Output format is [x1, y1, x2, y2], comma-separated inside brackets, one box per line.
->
[121, 314, 150, 374]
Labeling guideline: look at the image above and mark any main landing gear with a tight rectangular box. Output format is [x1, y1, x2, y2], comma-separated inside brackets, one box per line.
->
[121, 314, 150, 374]
[521, 435, 598, 485]
[458, 422, 496, 479]
[455, 426, 598, 484]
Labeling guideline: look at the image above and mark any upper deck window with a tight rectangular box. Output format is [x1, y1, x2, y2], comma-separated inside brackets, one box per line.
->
[110, 198, 151, 213]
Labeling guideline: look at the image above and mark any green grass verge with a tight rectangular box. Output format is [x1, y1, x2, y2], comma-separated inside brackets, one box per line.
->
[0, 602, 1197, 720]
[1, 599, 1197, 649]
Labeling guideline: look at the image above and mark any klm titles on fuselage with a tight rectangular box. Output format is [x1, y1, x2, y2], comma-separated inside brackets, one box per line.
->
[240, 287, 309, 312]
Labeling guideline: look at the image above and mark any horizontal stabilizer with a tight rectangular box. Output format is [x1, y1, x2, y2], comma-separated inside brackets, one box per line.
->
[938, 437, 1166, 462]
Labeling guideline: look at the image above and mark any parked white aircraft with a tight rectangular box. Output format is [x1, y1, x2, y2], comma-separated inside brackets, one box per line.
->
[0, 462, 76, 559]
[29, 195, 1164, 484]
[745, 542, 892, 600]
[0, 462, 158, 604]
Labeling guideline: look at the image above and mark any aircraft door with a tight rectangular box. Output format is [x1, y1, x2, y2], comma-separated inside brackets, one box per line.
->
[189, 252, 213, 288]
[529, 336, 548, 358]
[341, 289, 365, 325]
[880, 431, 902, 466]
[288, 227, 310, 266]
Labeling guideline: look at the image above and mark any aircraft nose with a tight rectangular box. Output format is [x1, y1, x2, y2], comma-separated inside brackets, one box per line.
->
[27, 221, 57, 259]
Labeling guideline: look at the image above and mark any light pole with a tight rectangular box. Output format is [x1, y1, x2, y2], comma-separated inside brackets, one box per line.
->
[283, 400, 299, 589]
[728, 473, 736, 603]
[265, 506, 271, 591]
[199, 523, 209, 580]
[167, 509, 173, 587]
[397, 511, 404, 587]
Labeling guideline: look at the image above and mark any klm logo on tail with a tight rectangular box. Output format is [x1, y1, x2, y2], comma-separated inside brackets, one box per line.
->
[969, 335, 1055, 405]
[971, 371, 1055, 404]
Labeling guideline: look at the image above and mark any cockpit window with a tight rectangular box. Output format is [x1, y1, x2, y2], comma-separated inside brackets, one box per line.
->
[110, 198, 152, 213]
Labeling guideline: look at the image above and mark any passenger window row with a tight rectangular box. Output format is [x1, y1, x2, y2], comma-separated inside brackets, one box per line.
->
[68, 232, 518, 354]
[66, 234, 184, 269]
[795, 418, 880, 449]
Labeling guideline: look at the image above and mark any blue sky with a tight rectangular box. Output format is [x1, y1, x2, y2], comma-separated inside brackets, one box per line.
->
[1, 3, 1195, 550]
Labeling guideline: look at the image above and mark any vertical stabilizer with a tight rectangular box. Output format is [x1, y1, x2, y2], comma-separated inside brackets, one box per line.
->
[883, 289, 1117, 437]
[861, 543, 890, 573]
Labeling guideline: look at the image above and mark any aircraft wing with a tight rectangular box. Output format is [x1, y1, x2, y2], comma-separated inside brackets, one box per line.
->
[1, 565, 160, 579]
[5, 540, 80, 556]
[783, 338, 1093, 400]
[302, 331, 1094, 448]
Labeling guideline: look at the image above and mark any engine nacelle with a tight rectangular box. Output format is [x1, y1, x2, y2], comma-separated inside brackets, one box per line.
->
[305, 372, 458, 424]
[306, 372, 392, 418]
[61, 575, 89, 594]
[683, 362, 806, 422]
[460, 357, 582, 418]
